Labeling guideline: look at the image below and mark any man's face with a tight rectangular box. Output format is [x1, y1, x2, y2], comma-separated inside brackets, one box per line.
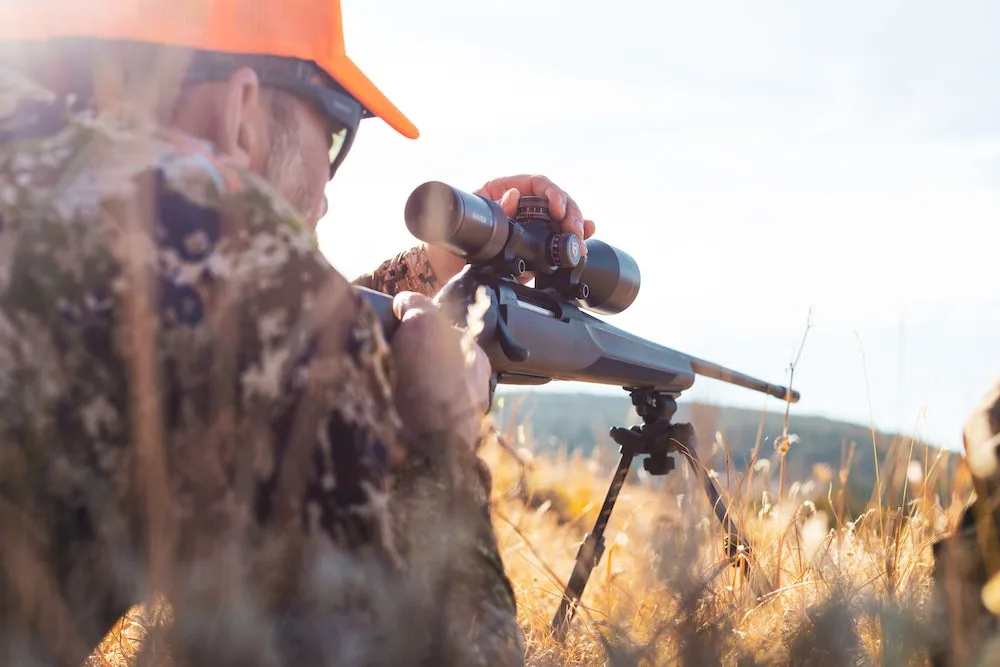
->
[171, 66, 339, 232]
[258, 89, 334, 230]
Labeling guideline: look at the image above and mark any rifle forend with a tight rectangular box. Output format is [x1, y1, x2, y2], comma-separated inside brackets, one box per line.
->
[479, 274, 800, 402]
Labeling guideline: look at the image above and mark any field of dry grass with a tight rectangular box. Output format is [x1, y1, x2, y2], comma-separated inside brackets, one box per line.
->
[483, 409, 974, 666]
[86, 399, 978, 667]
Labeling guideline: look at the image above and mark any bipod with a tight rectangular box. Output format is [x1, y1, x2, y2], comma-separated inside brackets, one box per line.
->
[550, 388, 754, 640]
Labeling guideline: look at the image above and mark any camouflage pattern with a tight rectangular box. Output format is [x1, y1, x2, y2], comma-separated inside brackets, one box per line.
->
[930, 381, 1000, 667]
[352, 248, 523, 665]
[0, 62, 521, 667]
[353, 246, 442, 298]
[964, 381, 1000, 507]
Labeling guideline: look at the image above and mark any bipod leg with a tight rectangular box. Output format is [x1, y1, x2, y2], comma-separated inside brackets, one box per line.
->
[671, 424, 754, 578]
[551, 444, 637, 640]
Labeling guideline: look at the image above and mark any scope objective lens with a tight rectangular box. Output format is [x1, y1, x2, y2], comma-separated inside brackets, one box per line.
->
[404, 181, 509, 261]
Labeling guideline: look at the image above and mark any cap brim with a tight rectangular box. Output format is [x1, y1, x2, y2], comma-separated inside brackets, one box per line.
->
[321, 53, 418, 140]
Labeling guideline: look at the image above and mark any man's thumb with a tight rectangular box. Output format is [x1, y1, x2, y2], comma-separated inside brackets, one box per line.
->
[499, 188, 521, 217]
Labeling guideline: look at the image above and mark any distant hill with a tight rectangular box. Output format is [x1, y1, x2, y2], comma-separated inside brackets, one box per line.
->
[490, 389, 965, 514]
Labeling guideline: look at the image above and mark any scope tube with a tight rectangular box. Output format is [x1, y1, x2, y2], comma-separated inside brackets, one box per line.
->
[405, 180, 643, 316]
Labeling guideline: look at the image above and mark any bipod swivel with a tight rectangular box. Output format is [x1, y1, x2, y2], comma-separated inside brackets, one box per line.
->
[550, 388, 754, 640]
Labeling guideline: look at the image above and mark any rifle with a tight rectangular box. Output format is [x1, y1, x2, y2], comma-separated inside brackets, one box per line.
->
[358, 181, 801, 639]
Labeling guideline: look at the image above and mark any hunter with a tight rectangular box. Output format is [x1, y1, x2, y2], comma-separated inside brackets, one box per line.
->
[0, 1, 594, 665]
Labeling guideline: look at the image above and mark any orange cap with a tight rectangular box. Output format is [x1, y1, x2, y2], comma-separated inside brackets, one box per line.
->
[0, 0, 419, 139]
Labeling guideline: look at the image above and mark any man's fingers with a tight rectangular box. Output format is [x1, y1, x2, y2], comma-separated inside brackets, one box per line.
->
[477, 175, 569, 220]
[520, 175, 568, 221]
[477, 176, 524, 203]
[554, 196, 588, 255]
[538, 180, 568, 221]
[392, 291, 462, 351]
[392, 290, 435, 321]
[558, 196, 581, 235]
[474, 174, 595, 251]
[499, 188, 521, 217]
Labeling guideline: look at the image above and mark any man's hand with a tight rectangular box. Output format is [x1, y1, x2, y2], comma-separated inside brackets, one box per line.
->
[423, 174, 597, 284]
[389, 291, 491, 453]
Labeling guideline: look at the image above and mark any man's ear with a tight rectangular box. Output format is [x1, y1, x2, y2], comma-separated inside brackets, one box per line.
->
[218, 66, 266, 169]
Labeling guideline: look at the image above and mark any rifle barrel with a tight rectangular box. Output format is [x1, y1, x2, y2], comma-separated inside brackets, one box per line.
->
[689, 358, 800, 403]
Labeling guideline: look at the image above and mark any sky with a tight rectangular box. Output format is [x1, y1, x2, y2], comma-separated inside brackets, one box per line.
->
[318, 0, 1000, 451]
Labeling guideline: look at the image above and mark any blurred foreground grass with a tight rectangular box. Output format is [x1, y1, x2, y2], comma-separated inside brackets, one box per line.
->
[87, 409, 976, 666]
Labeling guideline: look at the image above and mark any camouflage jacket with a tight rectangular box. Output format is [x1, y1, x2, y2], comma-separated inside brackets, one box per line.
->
[0, 64, 418, 584]
[0, 61, 428, 536]
[0, 62, 521, 666]
[353, 246, 442, 298]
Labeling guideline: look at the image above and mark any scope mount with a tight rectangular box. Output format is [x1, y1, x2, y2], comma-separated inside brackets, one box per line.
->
[474, 195, 592, 304]
[549, 386, 754, 641]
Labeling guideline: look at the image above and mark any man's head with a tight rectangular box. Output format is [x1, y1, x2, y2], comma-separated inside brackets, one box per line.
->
[170, 50, 361, 229]
[0, 1, 419, 231]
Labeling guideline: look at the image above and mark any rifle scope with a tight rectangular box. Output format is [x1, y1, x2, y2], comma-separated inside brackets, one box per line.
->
[404, 181, 641, 315]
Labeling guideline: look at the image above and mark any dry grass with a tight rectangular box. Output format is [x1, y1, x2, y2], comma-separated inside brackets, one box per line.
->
[484, 425, 967, 666]
[86, 403, 975, 667]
